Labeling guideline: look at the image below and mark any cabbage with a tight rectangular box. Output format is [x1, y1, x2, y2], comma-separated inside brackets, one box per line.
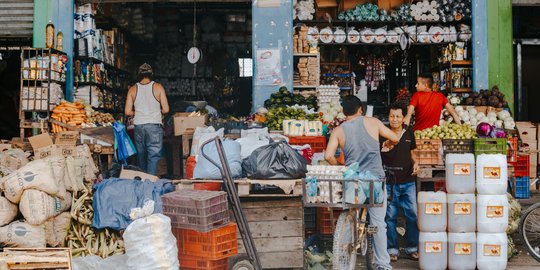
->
[487, 112, 497, 119]
[476, 122, 492, 137]
[504, 120, 515, 129]
[494, 120, 503, 129]
[455, 106, 464, 113]
[470, 118, 478, 125]
[488, 116, 497, 124]
[461, 114, 470, 122]
[322, 114, 334, 122]
[337, 113, 346, 120]
[468, 108, 477, 116]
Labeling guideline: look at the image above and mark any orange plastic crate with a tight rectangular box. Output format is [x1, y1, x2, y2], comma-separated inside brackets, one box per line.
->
[413, 139, 443, 165]
[507, 137, 518, 162]
[316, 208, 342, 235]
[288, 136, 327, 153]
[179, 255, 228, 270]
[174, 223, 238, 260]
[509, 154, 530, 177]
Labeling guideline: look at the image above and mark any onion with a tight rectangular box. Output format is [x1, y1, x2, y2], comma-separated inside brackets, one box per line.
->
[476, 122, 493, 137]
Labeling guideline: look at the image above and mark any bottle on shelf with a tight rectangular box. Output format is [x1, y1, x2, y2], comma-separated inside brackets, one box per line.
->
[56, 30, 64, 51]
[45, 20, 55, 49]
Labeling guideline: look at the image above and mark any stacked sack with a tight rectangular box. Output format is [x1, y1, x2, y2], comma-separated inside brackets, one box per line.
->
[0, 144, 98, 249]
[418, 153, 509, 270]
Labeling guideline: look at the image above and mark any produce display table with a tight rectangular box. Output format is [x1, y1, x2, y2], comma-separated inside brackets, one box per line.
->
[416, 165, 446, 193]
[229, 195, 304, 270]
[173, 178, 303, 197]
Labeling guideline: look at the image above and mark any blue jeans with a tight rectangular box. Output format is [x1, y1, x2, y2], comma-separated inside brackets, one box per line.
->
[385, 181, 419, 256]
[134, 124, 163, 175]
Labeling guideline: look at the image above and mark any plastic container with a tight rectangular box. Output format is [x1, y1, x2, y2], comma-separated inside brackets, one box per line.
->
[509, 154, 530, 177]
[288, 136, 327, 153]
[476, 154, 508, 195]
[477, 233, 508, 270]
[419, 232, 447, 270]
[474, 138, 507, 157]
[448, 232, 476, 270]
[304, 207, 317, 229]
[447, 194, 476, 233]
[446, 153, 475, 194]
[413, 139, 443, 165]
[442, 139, 474, 155]
[174, 223, 237, 260]
[316, 208, 342, 235]
[514, 176, 530, 199]
[477, 194, 508, 233]
[418, 191, 447, 232]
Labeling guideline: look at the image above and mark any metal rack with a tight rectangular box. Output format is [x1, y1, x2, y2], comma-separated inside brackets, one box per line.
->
[19, 48, 67, 138]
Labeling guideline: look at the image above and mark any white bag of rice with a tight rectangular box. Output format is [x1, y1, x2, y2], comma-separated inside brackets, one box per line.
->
[19, 189, 71, 225]
[0, 220, 46, 247]
[44, 212, 71, 247]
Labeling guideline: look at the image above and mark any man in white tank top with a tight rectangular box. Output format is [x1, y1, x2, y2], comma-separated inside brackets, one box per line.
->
[124, 63, 170, 175]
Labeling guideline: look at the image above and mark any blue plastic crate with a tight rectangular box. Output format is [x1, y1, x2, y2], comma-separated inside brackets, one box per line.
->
[304, 207, 317, 229]
[515, 176, 530, 199]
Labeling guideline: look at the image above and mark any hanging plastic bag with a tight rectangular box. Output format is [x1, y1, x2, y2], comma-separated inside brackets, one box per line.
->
[193, 139, 242, 179]
[242, 141, 307, 179]
[343, 162, 384, 204]
[113, 122, 136, 165]
[124, 212, 179, 270]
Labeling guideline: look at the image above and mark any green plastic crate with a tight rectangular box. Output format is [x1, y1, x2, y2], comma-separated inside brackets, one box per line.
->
[474, 138, 508, 157]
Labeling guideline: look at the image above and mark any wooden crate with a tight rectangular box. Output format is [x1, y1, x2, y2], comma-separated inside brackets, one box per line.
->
[230, 197, 304, 269]
[0, 248, 72, 270]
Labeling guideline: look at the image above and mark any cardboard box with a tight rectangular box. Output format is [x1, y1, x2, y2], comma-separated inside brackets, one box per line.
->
[29, 133, 77, 159]
[516, 122, 537, 141]
[522, 140, 538, 152]
[173, 113, 207, 136]
[119, 168, 158, 182]
[55, 131, 79, 145]
[530, 154, 537, 179]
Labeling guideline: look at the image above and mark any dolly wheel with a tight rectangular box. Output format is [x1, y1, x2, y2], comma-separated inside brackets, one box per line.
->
[231, 258, 254, 270]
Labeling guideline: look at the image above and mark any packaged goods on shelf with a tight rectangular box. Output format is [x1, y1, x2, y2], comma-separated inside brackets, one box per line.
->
[74, 86, 102, 108]
[316, 85, 340, 105]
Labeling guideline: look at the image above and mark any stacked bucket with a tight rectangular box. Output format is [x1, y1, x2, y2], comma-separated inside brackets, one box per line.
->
[418, 153, 509, 270]
[162, 189, 238, 270]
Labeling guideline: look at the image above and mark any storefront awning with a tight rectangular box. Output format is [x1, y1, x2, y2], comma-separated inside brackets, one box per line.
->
[0, 0, 33, 38]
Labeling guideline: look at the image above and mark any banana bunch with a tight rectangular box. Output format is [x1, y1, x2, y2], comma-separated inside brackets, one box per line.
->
[67, 187, 125, 258]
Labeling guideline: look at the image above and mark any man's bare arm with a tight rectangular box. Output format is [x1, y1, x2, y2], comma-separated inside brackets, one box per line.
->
[325, 127, 342, 165]
[404, 105, 415, 126]
[124, 86, 135, 116]
[378, 120, 399, 144]
[156, 83, 170, 114]
[445, 103, 461, 124]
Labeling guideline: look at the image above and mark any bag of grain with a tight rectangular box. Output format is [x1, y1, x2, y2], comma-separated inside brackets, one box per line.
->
[65, 157, 85, 192]
[0, 220, 46, 247]
[19, 189, 71, 225]
[44, 212, 71, 247]
[2, 157, 66, 203]
[76, 145, 98, 181]
[0, 194, 18, 226]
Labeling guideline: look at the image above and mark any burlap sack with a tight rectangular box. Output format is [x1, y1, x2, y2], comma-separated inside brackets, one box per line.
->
[2, 157, 66, 203]
[0, 194, 17, 226]
[19, 189, 71, 226]
[0, 220, 46, 247]
[44, 212, 71, 247]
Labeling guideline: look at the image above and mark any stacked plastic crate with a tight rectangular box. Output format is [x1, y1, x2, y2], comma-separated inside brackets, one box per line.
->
[162, 190, 237, 270]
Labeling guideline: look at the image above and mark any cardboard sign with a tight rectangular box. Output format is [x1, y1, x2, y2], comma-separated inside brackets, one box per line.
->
[55, 131, 79, 146]
[28, 133, 54, 151]
[120, 169, 159, 182]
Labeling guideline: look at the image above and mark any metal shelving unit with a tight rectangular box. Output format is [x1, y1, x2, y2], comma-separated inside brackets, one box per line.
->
[19, 48, 67, 138]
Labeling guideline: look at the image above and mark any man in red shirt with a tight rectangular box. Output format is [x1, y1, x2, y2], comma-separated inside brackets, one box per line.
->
[404, 73, 461, 131]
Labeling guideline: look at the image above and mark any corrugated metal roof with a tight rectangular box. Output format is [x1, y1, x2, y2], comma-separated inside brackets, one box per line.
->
[0, 0, 33, 37]
[513, 0, 540, 6]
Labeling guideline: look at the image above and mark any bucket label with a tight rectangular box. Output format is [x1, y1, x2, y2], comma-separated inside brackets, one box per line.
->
[454, 243, 473, 255]
[453, 164, 472, 175]
[454, 203, 472, 215]
[483, 167, 501, 179]
[486, 206, 504, 218]
[425, 241, 443, 253]
[483, 244, 501, 256]
[425, 203, 443, 215]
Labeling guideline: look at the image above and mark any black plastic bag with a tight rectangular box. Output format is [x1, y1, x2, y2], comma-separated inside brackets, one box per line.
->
[242, 141, 307, 179]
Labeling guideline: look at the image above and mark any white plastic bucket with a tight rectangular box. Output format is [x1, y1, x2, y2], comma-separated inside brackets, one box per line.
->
[447, 193, 476, 233]
[419, 232, 447, 270]
[446, 153, 475, 194]
[477, 233, 508, 270]
[477, 194, 508, 233]
[448, 232, 476, 270]
[418, 191, 447, 232]
[476, 154, 508, 195]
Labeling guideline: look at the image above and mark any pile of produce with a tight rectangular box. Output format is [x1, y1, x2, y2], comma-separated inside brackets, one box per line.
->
[51, 101, 88, 132]
[318, 100, 346, 123]
[264, 87, 317, 110]
[451, 106, 516, 129]
[463, 86, 508, 108]
[414, 123, 476, 140]
[507, 193, 521, 259]
[338, 3, 381, 21]
[266, 107, 319, 131]
[82, 104, 115, 128]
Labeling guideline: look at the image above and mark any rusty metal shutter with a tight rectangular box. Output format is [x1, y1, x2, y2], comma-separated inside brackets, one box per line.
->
[0, 0, 33, 37]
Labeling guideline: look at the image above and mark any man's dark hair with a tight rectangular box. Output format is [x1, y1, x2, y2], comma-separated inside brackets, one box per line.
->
[418, 72, 434, 88]
[341, 95, 363, 116]
[389, 102, 407, 116]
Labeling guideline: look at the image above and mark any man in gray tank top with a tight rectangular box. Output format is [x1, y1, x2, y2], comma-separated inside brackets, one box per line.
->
[325, 96, 400, 270]
[125, 63, 170, 175]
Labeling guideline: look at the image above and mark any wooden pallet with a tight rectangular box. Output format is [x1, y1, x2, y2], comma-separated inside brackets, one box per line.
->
[0, 248, 72, 270]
